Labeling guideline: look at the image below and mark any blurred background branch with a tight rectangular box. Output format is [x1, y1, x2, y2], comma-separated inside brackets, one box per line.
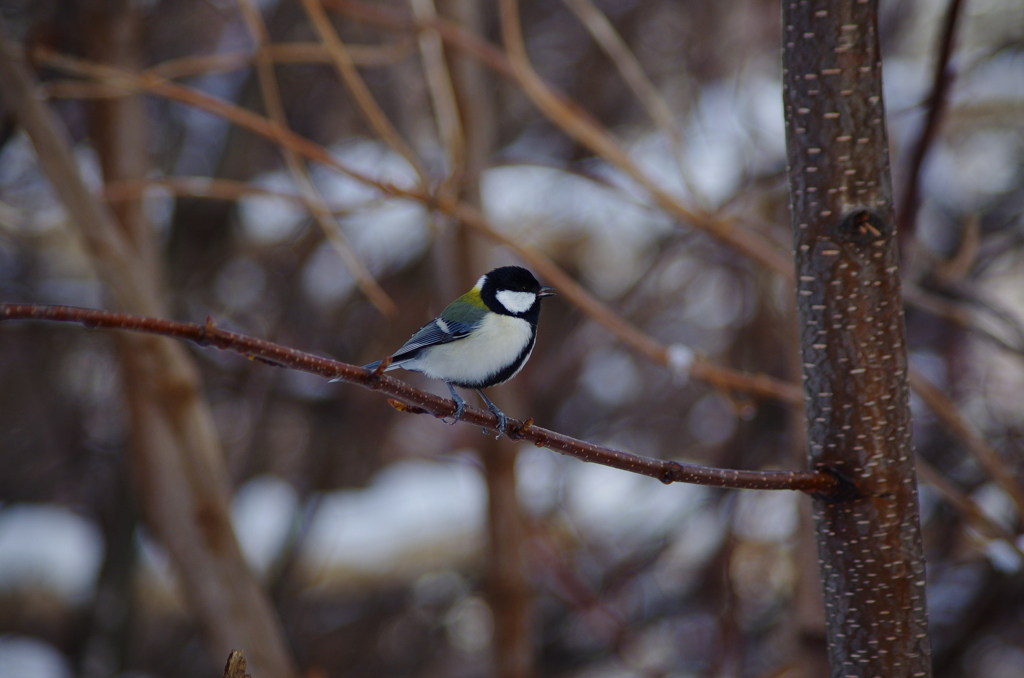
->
[0, 0, 1023, 676]
[0, 11, 295, 678]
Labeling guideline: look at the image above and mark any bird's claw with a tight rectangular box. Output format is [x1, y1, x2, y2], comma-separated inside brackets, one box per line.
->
[444, 384, 466, 425]
[485, 404, 507, 440]
[446, 399, 465, 425]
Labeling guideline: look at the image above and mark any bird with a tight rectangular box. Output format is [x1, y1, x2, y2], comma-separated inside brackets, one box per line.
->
[363, 266, 554, 437]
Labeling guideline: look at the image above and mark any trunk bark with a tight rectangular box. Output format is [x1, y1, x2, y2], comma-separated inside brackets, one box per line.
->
[781, 1, 933, 675]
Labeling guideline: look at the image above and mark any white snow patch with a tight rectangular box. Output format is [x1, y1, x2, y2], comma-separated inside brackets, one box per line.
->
[481, 164, 670, 297]
[0, 505, 104, 603]
[563, 461, 707, 546]
[515, 447, 563, 517]
[231, 475, 300, 578]
[0, 636, 72, 678]
[733, 490, 799, 542]
[240, 140, 428, 286]
[299, 459, 486, 587]
[238, 170, 307, 245]
[579, 347, 642, 407]
[300, 242, 355, 306]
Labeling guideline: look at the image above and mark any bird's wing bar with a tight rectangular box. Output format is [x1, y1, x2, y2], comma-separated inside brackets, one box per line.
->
[390, 318, 473, 361]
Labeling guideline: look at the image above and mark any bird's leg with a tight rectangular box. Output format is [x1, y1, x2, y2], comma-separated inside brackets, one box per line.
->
[475, 389, 508, 439]
[445, 382, 466, 424]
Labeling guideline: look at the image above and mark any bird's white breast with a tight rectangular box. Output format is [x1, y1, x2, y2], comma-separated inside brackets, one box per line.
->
[405, 312, 533, 386]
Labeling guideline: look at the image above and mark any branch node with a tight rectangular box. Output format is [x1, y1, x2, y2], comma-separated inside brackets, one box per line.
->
[835, 208, 889, 244]
[364, 355, 393, 390]
[388, 397, 428, 415]
[813, 464, 864, 503]
[373, 355, 393, 376]
[508, 417, 534, 440]
[660, 461, 682, 485]
[198, 314, 217, 346]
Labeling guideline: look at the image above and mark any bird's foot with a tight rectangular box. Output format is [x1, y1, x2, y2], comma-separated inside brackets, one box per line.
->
[449, 400, 465, 424]
[445, 384, 466, 425]
[486, 403, 508, 439]
[475, 389, 507, 439]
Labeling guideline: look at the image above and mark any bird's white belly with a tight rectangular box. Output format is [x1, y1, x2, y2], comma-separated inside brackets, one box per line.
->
[405, 313, 533, 386]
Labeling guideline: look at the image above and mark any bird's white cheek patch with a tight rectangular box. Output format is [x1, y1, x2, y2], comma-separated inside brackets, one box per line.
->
[496, 290, 536, 314]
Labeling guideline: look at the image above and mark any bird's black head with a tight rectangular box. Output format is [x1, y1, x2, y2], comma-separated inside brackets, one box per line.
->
[478, 266, 554, 320]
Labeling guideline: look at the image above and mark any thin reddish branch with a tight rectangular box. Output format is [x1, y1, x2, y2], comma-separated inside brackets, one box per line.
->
[300, 0, 429, 183]
[43, 43, 417, 99]
[896, 0, 965, 246]
[321, 0, 515, 80]
[237, 0, 398, 316]
[495, 0, 793, 279]
[561, 0, 698, 201]
[102, 176, 368, 214]
[915, 457, 1024, 554]
[0, 303, 838, 495]
[909, 370, 1024, 519]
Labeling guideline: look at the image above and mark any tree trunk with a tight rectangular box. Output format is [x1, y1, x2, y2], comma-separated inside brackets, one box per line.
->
[781, 1, 933, 676]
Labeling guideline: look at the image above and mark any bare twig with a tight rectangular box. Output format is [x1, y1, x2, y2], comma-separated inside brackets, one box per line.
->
[237, 0, 398, 316]
[915, 457, 1024, 556]
[498, 0, 793, 280]
[561, 0, 700, 202]
[1, 49, 154, 314]
[322, 0, 515, 79]
[44, 41, 417, 99]
[934, 214, 979, 282]
[910, 370, 1024, 520]
[896, 0, 965, 246]
[34, 48, 423, 197]
[102, 176, 366, 215]
[410, 0, 465, 200]
[0, 303, 840, 495]
[84, 0, 154, 276]
[77, 17, 153, 676]
[148, 42, 415, 80]
[904, 284, 1024, 357]
[300, 0, 429, 183]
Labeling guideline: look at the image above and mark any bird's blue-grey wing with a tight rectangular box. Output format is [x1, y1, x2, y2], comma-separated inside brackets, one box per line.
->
[363, 312, 479, 371]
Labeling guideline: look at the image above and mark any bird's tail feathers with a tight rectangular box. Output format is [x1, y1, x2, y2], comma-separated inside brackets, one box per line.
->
[362, 357, 402, 372]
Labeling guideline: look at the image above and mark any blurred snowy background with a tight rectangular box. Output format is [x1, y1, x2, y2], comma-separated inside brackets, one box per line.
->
[1, 0, 1023, 677]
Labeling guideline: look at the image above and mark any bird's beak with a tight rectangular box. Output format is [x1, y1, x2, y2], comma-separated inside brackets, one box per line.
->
[539, 286, 556, 297]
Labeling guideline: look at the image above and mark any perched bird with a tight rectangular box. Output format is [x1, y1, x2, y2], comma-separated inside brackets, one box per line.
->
[364, 266, 554, 436]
